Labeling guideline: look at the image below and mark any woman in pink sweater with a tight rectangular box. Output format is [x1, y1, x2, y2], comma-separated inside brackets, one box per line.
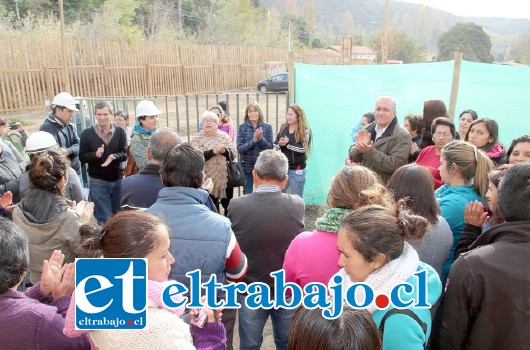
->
[282, 165, 394, 289]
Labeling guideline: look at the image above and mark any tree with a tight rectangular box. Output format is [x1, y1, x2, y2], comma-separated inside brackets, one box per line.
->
[371, 31, 426, 63]
[40, 0, 105, 24]
[342, 11, 353, 36]
[510, 28, 530, 64]
[282, 15, 310, 47]
[437, 22, 494, 63]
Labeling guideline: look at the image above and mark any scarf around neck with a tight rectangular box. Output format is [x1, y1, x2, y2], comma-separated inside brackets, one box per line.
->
[133, 123, 155, 136]
[315, 208, 352, 233]
[333, 242, 419, 314]
[47, 111, 68, 127]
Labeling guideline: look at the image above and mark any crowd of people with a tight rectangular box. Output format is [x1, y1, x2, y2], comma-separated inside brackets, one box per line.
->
[0, 90, 528, 350]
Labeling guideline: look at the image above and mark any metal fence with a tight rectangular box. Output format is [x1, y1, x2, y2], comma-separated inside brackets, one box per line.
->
[78, 92, 290, 142]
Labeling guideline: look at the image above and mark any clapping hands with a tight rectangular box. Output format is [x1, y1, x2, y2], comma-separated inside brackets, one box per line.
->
[278, 136, 289, 147]
[213, 142, 226, 155]
[40, 250, 75, 300]
[96, 144, 105, 158]
[464, 200, 489, 228]
[355, 130, 373, 153]
[253, 127, 263, 142]
[73, 200, 95, 224]
[0, 191, 15, 213]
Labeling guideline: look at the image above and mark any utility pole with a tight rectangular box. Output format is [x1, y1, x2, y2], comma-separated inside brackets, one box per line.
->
[288, 21, 291, 52]
[14, 0, 20, 21]
[59, 0, 70, 91]
[382, 0, 389, 64]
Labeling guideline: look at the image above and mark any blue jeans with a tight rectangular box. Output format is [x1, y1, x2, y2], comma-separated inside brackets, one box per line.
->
[282, 168, 307, 198]
[237, 294, 294, 350]
[89, 178, 122, 224]
[243, 172, 254, 195]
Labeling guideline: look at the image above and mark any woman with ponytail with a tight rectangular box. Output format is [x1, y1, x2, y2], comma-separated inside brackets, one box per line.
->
[283, 165, 394, 289]
[435, 141, 494, 281]
[12, 152, 94, 285]
[388, 164, 453, 277]
[63, 211, 227, 350]
[335, 204, 442, 350]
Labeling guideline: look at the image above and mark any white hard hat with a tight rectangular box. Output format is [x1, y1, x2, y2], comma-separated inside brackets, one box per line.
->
[136, 100, 161, 118]
[25, 131, 58, 155]
[52, 92, 79, 111]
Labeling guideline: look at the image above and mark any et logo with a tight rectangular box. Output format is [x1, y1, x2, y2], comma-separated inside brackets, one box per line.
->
[75, 258, 147, 330]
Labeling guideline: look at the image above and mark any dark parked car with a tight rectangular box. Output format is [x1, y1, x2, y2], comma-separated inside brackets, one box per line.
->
[257, 73, 288, 93]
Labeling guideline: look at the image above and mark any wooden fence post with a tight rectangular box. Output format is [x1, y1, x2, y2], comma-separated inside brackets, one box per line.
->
[44, 67, 53, 101]
[146, 63, 153, 97]
[448, 52, 463, 121]
[212, 63, 218, 93]
[238, 64, 242, 91]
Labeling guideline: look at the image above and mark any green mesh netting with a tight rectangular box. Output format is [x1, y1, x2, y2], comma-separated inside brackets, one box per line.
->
[295, 60, 530, 205]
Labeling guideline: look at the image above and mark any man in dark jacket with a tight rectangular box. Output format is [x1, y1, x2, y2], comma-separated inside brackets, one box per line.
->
[79, 101, 127, 223]
[430, 163, 530, 349]
[40, 92, 81, 174]
[228, 149, 304, 350]
[349, 94, 411, 183]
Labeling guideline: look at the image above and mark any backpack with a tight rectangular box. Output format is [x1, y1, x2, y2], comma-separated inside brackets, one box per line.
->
[124, 145, 138, 176]
[379, 308, 428, 349]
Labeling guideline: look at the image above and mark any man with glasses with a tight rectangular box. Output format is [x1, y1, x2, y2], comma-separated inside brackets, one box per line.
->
[39, 92, 82, 175]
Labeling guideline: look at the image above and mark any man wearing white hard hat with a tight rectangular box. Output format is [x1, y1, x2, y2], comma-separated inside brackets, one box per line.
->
[19, 131, 86, 203]
[39, 92, 81, 174]
[130, 100, 161, 172]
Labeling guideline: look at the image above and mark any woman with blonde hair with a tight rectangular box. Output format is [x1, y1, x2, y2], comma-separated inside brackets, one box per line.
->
[237, 101, 274, 194]
[435, 140, 494, 281]
[191, 111, 236, 214]
[283, 165, 394, 289]
[275, 103, 312, 198]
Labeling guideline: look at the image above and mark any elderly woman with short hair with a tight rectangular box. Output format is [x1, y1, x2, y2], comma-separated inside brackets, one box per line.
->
[0, 218, 89, 349]
[191, 111, 236, 215]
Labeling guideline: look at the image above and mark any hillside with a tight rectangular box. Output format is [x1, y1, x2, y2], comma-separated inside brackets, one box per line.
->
[263, 0, 530, 55]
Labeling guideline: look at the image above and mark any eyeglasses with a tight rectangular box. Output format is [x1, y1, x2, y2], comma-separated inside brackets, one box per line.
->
[433, 131, 452, 138]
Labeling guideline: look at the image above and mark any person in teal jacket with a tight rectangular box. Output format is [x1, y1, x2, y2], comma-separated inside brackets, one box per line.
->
[435, 141, 494, 281]
[335, 204, 442, 350]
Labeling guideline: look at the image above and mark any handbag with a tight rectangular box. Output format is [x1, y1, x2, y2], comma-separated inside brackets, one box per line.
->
[226, 161, 246, 188]
[124, 145, 138, 176]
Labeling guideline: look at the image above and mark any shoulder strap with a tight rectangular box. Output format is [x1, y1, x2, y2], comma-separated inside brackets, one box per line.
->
[379, 308, 428, 349]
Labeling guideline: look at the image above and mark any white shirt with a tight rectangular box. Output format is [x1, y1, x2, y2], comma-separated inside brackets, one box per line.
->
[375, 124, 389, 141]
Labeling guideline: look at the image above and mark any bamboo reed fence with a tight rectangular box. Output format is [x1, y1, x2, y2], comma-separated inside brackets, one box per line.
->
[0, 36, 342, 113]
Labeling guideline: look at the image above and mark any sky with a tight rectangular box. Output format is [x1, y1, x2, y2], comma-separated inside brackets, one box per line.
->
[398, 0, 530, 19]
